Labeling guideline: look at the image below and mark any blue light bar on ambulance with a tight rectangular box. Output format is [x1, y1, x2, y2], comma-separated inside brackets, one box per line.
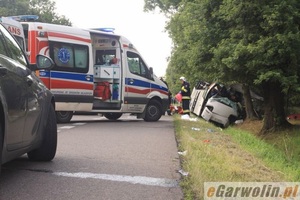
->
[9, 15, 39, 22]
[92, 28, 115, 33]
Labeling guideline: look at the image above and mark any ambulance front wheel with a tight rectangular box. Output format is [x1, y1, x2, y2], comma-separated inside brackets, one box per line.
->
[56, 111, 73, 123]
[143, 99, 163, 122]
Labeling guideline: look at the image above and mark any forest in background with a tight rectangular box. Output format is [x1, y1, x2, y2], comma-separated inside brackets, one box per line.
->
[144, 0, 300, 133]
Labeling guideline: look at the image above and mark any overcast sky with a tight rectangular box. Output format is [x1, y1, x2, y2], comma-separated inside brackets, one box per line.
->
[53, 0, 172, 77]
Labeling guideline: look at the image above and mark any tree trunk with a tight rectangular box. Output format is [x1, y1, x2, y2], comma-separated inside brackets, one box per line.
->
[260, 81, 291, 134]
[242, 84, 258, 119]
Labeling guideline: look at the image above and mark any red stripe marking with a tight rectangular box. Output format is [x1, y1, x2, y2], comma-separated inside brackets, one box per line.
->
[48, 32, 91, 43]
[151, 89, 169, 96]
[40, 77, 50, 88]
[50, 79, 93, 90]
[125, 87, 151, 95]
[28, 30, 38, 63]
[125, 87, 168, 96]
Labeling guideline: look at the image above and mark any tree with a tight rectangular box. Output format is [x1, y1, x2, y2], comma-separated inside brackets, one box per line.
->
[0, 0, 71, 25]
[144, 0, 300, 133]
[239, 0, 300, 132]
[144, 0, 181, 14]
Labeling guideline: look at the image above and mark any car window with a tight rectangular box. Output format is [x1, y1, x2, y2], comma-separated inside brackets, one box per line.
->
[0, 27, 9, 56]
[0, 24, 27, 66]
[49, 41, 89, 73]
[127, 51, 150, 79]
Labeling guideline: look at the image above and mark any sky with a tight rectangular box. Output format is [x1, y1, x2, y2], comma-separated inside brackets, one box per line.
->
[53, 0, 172, 77]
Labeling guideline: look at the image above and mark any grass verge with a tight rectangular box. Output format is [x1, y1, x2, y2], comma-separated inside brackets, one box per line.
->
[174, 114, 300, 200]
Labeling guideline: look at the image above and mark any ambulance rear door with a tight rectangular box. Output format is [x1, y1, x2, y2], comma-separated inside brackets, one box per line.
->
[46, 26, 94, 111]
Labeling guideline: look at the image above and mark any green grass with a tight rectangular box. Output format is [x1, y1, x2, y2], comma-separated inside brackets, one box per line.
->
[225, 127, 300, 181]
[173, 114, 300, 200]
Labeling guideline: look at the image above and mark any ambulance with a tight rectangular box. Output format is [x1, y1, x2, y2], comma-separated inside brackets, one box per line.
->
[0, 16, 26, 50]
[20, 20, 169, 123]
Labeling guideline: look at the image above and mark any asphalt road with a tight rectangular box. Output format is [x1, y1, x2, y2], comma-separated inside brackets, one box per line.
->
[0, 114, 183, 200]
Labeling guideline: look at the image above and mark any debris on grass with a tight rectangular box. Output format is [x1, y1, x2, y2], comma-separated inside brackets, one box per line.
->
[178, 169, 189, 176]
[191, 127, 201, 131]
[178, 150, 187, 156]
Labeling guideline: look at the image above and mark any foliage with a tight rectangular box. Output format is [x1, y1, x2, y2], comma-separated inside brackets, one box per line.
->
[144, 0, 181, 14]
[144, 0, 300, 132]
[0, 0, 71, 25]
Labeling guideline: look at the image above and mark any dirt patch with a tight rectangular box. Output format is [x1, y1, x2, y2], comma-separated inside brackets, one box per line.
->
[234, 119, 263, 135]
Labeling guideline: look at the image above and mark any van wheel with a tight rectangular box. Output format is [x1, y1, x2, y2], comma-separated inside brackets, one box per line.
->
[56, 111, 73, 123]
[143, 99, 162, 122]
[28, 105, 57, 161]
[228, 115, 237, 125]
[104, 113, 123, 120]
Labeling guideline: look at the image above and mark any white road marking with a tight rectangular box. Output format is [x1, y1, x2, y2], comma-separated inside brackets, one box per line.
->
[57, 123, 85, 132]
[60, 126, 75, 129]
[72, 123, 86, 126]
[53, 172, 178, 188]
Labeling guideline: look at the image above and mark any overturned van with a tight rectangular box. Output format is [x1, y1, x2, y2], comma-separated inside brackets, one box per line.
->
[190, 81, 262, 127]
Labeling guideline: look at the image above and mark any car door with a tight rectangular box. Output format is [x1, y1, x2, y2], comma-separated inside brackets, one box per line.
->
[0, 24, 31, 150]
[124, 51, 153, 112]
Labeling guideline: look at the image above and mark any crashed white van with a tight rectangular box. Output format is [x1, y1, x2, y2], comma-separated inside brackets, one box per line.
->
[190, 82, 243, 127]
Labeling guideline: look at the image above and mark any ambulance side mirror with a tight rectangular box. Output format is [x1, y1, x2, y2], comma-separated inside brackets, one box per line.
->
[149, 67, 154, 80]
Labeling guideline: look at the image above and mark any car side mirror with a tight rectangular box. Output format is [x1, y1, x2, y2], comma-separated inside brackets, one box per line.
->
[29, 55, 55, 71]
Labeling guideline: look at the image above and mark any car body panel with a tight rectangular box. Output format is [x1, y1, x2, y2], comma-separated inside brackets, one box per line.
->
[190, 82, 241, 127]
[0, 22, 56, 165]
[201, 97, 238, 127]
[0, 55, 28, 150]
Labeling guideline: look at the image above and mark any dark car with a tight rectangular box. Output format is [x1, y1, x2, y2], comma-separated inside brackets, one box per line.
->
[0, 23, 57, 173]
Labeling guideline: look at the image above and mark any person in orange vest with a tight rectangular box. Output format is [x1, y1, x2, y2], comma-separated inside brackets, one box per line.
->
[179, 76, 191, 115]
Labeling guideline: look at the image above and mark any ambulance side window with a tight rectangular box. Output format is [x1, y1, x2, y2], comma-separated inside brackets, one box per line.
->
[127, 51, 150, 79]
[95, 49, 116, 65]
[49, 42, 89, 73]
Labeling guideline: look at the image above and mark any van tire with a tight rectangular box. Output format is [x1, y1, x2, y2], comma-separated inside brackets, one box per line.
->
[56, 111, 73, 123]
[104, 113, 123, 120]
[27, 105, 57, 161]
[228, 115, 237, 127]
[143, 99, 162, 122]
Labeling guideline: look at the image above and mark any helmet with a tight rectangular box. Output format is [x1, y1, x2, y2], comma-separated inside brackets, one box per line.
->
[159, 76, 166, 81]
[179, 76, 186, 81]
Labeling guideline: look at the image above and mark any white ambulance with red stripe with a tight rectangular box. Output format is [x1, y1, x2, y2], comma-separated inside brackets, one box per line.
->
[0, 17, 26, 50]
[20, 19, 169, 123]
